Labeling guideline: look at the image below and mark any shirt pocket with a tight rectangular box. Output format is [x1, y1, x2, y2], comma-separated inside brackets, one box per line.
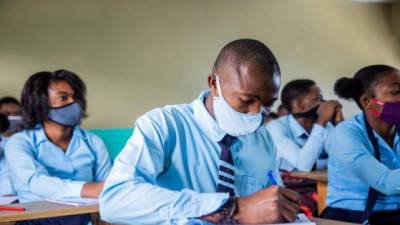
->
[235, 174, 268, 196]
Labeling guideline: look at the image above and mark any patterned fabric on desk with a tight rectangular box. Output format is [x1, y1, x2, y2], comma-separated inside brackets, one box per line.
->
[281, 171, 318, 217]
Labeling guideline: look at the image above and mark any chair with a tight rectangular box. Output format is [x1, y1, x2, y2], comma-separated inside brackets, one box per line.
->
[88, 128, 133, 160]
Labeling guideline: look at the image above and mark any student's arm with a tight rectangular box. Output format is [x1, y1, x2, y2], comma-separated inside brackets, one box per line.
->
[77, 134, 112, 199]
[328, 126, 400, 195]
[91, 135, 112, 181]
[99, 114, 229, 225]
[4, 135, 85, 199]
[266, 122, 327, 172]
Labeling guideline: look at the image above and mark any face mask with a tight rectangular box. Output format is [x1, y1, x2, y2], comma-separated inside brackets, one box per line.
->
[213, 76, 266, 136]
[7, 115, 23, 133]
[48, 102, 83, 127]
[292, 105, 319, 120]
[369, 99, 400, 125]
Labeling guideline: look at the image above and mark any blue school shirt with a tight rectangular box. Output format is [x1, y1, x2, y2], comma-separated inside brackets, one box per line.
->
[4, 124, 112, 203]
[99, 91, 282, 225]
[0, 135, 15, 196]
[266, 115, 333, 172]
[326, 113, 400, 211]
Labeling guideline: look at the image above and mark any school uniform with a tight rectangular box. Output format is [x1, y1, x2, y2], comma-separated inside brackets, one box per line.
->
[266, 115, 334, 216]
[266, 114, 334, 172]
[0, 135, 14, 196]
[99, 90, 282, 225]
[322, 113, 400, 224]
[5, 124, 112, 225]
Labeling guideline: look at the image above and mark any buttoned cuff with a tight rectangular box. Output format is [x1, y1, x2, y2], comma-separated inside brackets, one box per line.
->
[66, 180, 86, 198]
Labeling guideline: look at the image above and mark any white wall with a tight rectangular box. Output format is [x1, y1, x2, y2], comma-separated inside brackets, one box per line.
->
[0, 0, 399, 128]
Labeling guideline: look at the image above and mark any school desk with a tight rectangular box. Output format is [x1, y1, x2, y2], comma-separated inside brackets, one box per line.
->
[290, 170, 328, 215]
[0, 199, 361, 225]
[0, 201, 98, 224]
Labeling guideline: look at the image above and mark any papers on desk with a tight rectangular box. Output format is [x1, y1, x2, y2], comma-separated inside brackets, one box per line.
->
[295, 213, 315, 224]
[271, 214, 316, 225]
[187, 214, 315, 225]
[45, 197, 98, 207]
[0, 196, 18, 205]
[274, 213, 316, 225]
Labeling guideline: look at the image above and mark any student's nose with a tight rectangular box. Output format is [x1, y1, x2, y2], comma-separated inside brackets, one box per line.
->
[248, 102, 262, 113]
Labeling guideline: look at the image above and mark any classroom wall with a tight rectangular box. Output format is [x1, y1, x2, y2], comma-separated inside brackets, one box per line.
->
[0, 0, 399, 128]
[391, 3, 400, 39]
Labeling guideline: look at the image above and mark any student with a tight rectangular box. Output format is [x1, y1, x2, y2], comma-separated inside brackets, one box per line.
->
[265, 79, 342, 216]
[5, 70, 112, 225]
[0, 96, 23, 136]
[321, 65, 400, 224]
[99, 39, 300, 225]
[0, 113, 14, 196]
[264, 112, 279, 124]
[0, 97, 21, 197]
[266, 79, 343, 172]
[277, 104, 289, 117]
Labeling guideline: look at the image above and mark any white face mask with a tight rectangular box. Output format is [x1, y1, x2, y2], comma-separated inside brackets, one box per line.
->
[212, 76, 267, 136]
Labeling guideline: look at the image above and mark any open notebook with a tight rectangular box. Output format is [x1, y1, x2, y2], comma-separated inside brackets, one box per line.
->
[45, 197, 98, 207]
[270, 214, 316, 225]
[0, 196, 18, 205]
[186, 214, 315, 225]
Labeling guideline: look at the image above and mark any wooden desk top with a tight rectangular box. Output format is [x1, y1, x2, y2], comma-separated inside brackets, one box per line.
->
[0, 201, 98, 222]
[0, 200, 359, 225]
[290, 170, 328, 182]
[312, 217, 360, 225]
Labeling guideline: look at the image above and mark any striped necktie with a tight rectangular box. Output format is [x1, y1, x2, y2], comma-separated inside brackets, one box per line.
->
[216, 134, 236, 196]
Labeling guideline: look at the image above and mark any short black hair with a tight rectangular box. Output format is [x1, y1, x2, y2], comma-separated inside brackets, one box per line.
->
[213, 39, 281, 77]
[0, 113, 9, 133]
[334, 65, 398, 109]
[281, 79, 316, 112]
[20, 69, 87, 129]
[0, 96, 20, 108]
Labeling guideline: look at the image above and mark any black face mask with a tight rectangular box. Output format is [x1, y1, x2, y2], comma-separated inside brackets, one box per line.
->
[292, 105, 319, 120]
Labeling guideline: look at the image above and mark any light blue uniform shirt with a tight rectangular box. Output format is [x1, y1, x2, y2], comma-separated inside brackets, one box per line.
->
[266, 115, 333, 172]
[0, 135, 15, 196]
[4, 124, 112, 203]
[326, 113, 400, 211]
[100, 91, 282, 225]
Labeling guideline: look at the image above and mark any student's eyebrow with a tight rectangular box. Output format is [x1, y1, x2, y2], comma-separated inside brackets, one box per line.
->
[239, 93, 261, 100]
[56, 90, 74, 96]
[389, 82, 400, 87]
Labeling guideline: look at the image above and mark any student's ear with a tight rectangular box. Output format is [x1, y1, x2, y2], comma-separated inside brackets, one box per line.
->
[208, 74, 218, 97]
[360, 94, 372, 110]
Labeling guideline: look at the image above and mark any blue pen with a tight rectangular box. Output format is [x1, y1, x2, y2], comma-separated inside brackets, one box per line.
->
[267, 170, 278, 185]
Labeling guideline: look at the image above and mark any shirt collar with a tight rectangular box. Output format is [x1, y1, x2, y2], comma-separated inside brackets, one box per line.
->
[357, 113, 400, 148]
[288, 114, 309, 138]
[192, 90, 226, 142]
[33, 123, 86, 147]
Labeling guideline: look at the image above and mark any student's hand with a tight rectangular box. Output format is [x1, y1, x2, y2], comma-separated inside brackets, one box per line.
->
[233, 186, 300, 224]
[316, 100, 342, 127]
[81, 181, 105, 198]
[332, 107, 344, 126]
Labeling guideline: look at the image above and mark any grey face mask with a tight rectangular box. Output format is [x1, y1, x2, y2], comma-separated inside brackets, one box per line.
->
[47, 102, 83, 127]
[7, 115, 23, 133]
